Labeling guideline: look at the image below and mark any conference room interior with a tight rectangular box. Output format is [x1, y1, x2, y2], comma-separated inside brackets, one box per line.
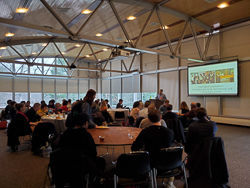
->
[0, 0, 250, 187]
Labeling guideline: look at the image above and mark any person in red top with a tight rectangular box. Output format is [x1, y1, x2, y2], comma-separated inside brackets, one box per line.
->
[61, 100, 69, 112]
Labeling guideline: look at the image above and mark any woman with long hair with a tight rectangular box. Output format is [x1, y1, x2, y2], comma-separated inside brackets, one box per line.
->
[100, 100, 113, 123]
[180, 101, 189, 114]
[81, 89, 97, 128]
[7, 103, 31, 152]
[130, 101, 141, 122]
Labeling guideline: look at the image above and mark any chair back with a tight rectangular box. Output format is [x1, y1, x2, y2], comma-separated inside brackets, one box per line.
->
[127, 115, 134, 126]
[154, 147, 183, 171]
[116, 152, 151, 178]
[115, 111, 125, 119]
[135, 117, 144, 127]
[50, 148, 87, 187]
[165, 119, 185, 144]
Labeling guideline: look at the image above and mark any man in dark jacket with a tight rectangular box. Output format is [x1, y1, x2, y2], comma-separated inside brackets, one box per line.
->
[162, 104, 178, 121]
[25, 103, 41, 122]
[185, 107, 218, 155]
[131, 109, 174, 161]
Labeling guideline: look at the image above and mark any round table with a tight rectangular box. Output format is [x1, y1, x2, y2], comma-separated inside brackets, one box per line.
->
[107, 109, 129, 123]
[41, 116, 67, 134]
[88, 127, 141, 146]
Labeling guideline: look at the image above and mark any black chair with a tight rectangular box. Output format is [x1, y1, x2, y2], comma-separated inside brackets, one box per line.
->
[153, 147, 188, 188]
[47, 148, 89, 188]
[165, 119, 186, 145]
[31, 122, 57, 155]
[114, 151, 153, 188]
[127, 115, 135, 127]
[135, 117, 145, 127]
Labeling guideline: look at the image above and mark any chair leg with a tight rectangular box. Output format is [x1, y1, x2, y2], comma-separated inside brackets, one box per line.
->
[153, 168, 157, 188]
[183, 164, 188, 188]
[86, 173, 89, 188]
[111, 146, 116, 164]
[150, 170, 154, 188]
[114, 174, 117, 188]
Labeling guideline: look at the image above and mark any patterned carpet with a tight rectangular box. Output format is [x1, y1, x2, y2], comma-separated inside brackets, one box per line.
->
[0, 124, 249, 188]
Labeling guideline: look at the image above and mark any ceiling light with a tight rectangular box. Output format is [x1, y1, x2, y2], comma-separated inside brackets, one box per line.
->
[127, 16, 136, 20]
[98, 59, 101, 61]
[95, 33, 103, 37]
[0, 47, 7, 50]
[162, 25, 169, 29]
[103, 48, 108, 51]
[31, 52, 36, 55]
[62, 52, 66, 55]
[5, 32, 15, 37]
[75, 44, 81, 47]
[16, 8, 29, 13]
[42, 43, 47, 47]
[86, 55, 90, 57]
[81, 9, 92, 14]
[0, 56, 2, 58]
[217, 3, 229, 9]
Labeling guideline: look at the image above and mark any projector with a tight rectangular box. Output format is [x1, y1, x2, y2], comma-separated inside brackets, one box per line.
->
[112, 50, 130, 59]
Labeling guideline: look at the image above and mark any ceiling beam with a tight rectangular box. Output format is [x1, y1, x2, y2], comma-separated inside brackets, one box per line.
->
[108, 0, 213, 32]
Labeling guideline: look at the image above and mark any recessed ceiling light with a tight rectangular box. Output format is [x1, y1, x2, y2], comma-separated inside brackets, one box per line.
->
[162, 25, 169, 29]
[217, 2, 229, 9]
[86, 55, 90, 57]
[98, 59, 101, 61]
[0, 47, 7, 50]
[5, 32, 15, 37]
[81, 9, 92, 14]
[16, 8, 29, 13]
[125, 40, 133, 43]
[95, 33, 103, 37]
[75, 44, 81, 47]
[127, 16, 136, 20]
[103, 48, 108, 51]
[62, 52, 66, 54]
[31, 52, 36, 55]
[42, 43, 47, 47]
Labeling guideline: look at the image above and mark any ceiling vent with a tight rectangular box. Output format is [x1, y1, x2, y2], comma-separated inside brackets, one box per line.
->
[58, 8, 70, 13]
[205, 0, 217, 3]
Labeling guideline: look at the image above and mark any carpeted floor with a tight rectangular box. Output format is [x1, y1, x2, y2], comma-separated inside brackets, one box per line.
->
[0, 124, 249, 188]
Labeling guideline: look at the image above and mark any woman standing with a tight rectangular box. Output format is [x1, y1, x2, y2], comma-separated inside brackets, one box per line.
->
[7, 103, 31, 152]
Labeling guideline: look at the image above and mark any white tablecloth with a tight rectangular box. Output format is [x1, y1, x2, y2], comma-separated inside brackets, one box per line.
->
[107, 109, 129, 123]
[41, 116, 67, 134]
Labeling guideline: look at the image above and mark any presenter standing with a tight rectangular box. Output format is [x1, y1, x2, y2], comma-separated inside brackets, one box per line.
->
[156, 89, 167, 101]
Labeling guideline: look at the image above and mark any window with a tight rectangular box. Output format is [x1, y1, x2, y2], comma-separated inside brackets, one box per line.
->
[0, 63, 13, 73]
[56, 93, 67, 103]
[122, 93, 133, 108]
[134, 93, 141, 102]
[30, 58, 42, 74]
[111, 93, 121, 108]
[68, 93, 78, 102]
[142, 92, 156, 102]
[44, 93, 55, 104]
[0, 92, 13, 108]
[30, 93, 42, 106]
[15, 64, 28, 74]
[44, 58, 56, 75]
[101, 93, 110, 101]
[15, 93, 28, 103]
[96, 93, 102, 100]
[56, 58, 68, 76]
[79, 93, 86, 100]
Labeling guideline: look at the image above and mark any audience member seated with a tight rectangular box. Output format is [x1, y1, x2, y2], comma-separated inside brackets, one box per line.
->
[25, 101, 30, 112]
[10, 101, 17, 119]
[180, 101, 189, 114]
[41, 100, 46, 105]
[93, 100, 100, 111]
[105, 99, 110, 109]
[131, 109, 174, 163]
[196, 102, 201, 108]
[59, 112, 106, 180]
[53, 103, 63, 114]
[178, 102, 198, 119]
[67, 99, 72, 108]
[162, 104, 178, 122]
[116, 99, 123, 109]
[159, 99, 169, 114]
[26, 103, 41, 122]
[185, 107, 218, 155]
[5, 99, 12, 119]
[7, 103, 32, 152]
[139, 105, 167, 129]
[36, 103, 48, 117]
[48, 100, 55, 109]
[61, 101, 69, 112]
[130, 101, 141, 122]
[138, 101, 144, 110]
[139, 100, 150, 118]
[100, 101, 113, 123]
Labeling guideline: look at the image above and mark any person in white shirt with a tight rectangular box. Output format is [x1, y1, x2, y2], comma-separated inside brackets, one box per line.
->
[139, 101, 150, 118]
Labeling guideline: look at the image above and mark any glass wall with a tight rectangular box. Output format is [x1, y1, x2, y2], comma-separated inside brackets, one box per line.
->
[44, 93, 55, 104]
[0, 92, 13, 108]
[30, 93, 42, 106]
[56, 93, 67, 103]
[142, 92, 157, 103]
[68, 93, 78, 102]
[15, 93, 28, 102]
[122, 93, 133, 108]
